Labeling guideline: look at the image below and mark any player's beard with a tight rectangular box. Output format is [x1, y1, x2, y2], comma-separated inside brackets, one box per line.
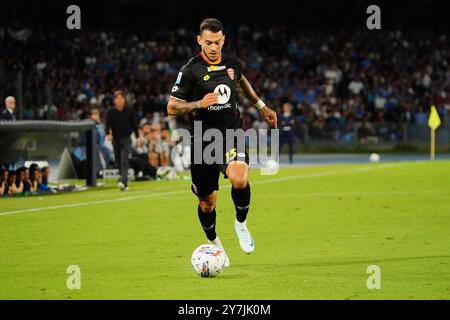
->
[203, 49, 221, 63]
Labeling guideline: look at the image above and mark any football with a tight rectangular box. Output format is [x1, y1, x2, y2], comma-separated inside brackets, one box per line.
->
[191, 244, 226, 277]
[263, 159, 280, 175]
[369, 153, 381, 162]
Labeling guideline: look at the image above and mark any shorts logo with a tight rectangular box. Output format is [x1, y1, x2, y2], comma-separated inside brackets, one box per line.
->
[227, 68, 234, 80]
[203, 75, 210, 81]
[171, 86, 179, 92]
[214, 84, 231, 104]
[191, 183, 198, 195]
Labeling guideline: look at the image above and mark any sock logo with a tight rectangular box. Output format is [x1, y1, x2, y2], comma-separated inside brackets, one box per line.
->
[214, 84, 231, 104]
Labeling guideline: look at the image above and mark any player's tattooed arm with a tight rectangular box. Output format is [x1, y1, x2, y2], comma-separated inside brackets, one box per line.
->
[167, 93, 219, 116]
[167, 98, 201, 116]
[238, 75, 278, 128]
[237, 75, 259, 104]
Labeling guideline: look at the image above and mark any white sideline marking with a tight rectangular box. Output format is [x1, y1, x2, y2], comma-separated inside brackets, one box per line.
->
[0, 164, 397, 217]
[0, 190, 188, 217]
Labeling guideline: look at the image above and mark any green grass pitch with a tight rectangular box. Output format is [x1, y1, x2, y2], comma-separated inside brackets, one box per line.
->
[0, 161, 449, 300]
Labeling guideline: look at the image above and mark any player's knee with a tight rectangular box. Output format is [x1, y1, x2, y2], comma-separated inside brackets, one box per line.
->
[199, 199, 216, 213]
[231, 176, 248, 189]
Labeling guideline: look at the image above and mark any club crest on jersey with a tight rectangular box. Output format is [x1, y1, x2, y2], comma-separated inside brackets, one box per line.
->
[203, 75, 210, 81]
[227, 68, 234, 80]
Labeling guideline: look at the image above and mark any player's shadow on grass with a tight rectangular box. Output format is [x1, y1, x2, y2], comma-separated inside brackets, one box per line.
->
[211, 274, 247, 280]
[184, 255, 450, 279]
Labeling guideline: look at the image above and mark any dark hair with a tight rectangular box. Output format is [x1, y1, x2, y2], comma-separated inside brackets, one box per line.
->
[114, 90, 125, 99]
[29, 164, 39, 181]
[0, 169, 8, 182]
[199, 18, 224, 35]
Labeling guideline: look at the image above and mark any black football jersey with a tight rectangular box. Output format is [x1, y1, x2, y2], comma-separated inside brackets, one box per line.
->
[170, 52, 243, 133]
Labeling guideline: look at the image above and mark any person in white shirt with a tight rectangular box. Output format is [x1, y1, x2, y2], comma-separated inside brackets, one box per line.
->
[1, 96, 16, 120]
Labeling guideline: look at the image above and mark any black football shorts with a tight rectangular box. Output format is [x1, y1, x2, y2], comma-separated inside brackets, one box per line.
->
[190, 135, 249, 198]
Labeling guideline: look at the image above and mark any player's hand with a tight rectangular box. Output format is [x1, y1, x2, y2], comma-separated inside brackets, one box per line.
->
[199, 93, 219, 108]
[260, 106, 278, 128]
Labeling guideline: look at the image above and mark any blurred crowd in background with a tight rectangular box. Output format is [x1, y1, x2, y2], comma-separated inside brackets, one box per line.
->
[1, 25, 449, 151]
[1, 26, 449, 127]
[0, 164, 53, 196]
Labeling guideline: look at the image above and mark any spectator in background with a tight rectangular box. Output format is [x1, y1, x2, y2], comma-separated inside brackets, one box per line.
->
[279, 103, 296, 163]
[20, 167, 32, 193]
[0, 182, 5, 195]
[160, 128, 174, 167]
[1, 96, 17, 120]
[37, 169, 52, 193]
[129, 124, 157, 180]
[13, 168, 24, 193]
[89, 108, 113, 165]
[133, 125, 149, 155]
[147, 125, 162, 169]
[41, 166, 50, 186]
[7, 171, 19, 194]
[0, 169, 9, 195]
[35, 170, 42, 190]
[29, 164, 39, 193]
[140, 123, 152, 148]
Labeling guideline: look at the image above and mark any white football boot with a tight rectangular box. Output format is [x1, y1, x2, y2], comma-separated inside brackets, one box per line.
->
[208, 236, 230, 267]
[118, 182, 129, 191]
[234, 220, 255, 254]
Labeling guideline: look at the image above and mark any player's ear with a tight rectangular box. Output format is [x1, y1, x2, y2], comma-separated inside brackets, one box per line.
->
[197, 35, 202, 46]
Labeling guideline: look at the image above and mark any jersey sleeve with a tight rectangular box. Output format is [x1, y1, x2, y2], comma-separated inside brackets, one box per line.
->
[170, 64, 194, 101]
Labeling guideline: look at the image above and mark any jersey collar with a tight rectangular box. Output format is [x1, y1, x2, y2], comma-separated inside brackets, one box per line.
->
[200, 51, 223, 65]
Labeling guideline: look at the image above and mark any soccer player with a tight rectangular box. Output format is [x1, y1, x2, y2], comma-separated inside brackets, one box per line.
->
[167, 18, 277, 266]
